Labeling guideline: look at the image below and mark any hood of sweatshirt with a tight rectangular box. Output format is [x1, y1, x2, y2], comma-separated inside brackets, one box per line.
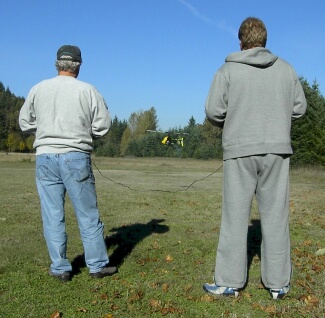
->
[225, 47, 278, 68]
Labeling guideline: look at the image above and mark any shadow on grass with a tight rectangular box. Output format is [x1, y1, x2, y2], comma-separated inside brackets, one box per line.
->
[71, 218, 169, 275]
[246, 219, 262, 283]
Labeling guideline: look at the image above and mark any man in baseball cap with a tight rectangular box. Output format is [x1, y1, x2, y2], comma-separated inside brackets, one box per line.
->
[19, 45, 117, 282]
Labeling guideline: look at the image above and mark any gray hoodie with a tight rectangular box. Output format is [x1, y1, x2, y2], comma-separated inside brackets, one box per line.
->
[19, 75, 111, 155]
[205, 47, 307, 160]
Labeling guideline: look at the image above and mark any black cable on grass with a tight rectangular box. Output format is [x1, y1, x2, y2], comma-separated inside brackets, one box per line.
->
[92, 161, 223, 193]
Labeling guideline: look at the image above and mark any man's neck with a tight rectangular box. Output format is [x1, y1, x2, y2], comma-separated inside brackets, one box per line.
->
[58, 71, 78, 78]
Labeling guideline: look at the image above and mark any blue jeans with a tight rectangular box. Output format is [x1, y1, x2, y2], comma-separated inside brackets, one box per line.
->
[35, 152, 109, 274]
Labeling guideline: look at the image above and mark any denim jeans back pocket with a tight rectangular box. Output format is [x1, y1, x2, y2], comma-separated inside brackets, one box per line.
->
[65, 155, 93, 182]
[36, 155, 50, 180]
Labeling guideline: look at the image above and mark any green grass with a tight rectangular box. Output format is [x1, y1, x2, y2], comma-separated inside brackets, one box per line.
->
[0, 154, 324, 318]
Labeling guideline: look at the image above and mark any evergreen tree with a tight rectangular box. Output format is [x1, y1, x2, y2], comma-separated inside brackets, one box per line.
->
[291, 79, 325, 166]
[0, 82, 25, 151]
[195, 118, 222, 159]
[183, 116, 201, 158]
[94, 116, 127, 157]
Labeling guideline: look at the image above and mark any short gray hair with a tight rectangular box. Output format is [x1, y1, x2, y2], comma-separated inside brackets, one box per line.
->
[55, 60, 81, 73]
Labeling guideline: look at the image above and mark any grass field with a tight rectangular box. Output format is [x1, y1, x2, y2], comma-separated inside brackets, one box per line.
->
[0, 153, 324, 318]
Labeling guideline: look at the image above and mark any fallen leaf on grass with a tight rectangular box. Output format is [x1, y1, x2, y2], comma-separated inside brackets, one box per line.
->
[264, 305, 277, 314]
[151, 282, 160, 289]
[160, 306, 182, 315]
[113, 290, 122, 299]
[312, 263, 324, 272]
[296, 283, 313, 294]
[50, 311, 61, 318]
[195, 259, 203, 266]
[200, 294, 215, 302]
[252, 302, 263, 310]
[149, 298, 162, 308]
[165, 255, 173, 262]
[128, 289, 144, 303]
[100, 293, 109, 300]
[241, 291, 253, 299]
[162, 283, 169, 292]
[305, 304, 319, 313]
[186, 295, 196, 300]
[252, 303, 278, 314]
[110, 304, 119, 310]
[298, 294, 319, 306]
[184, 284, 193, 293]
[212, 226, 219, 232]
[305, 274, 315, 283]
[303, 239, 312, 246]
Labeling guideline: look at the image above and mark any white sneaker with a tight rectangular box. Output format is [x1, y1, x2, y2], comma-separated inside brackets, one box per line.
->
[203, 283, 239, 297]
[270, 285, 290, 299]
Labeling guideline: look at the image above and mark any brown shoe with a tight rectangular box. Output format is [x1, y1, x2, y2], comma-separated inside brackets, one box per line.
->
[49, 270, 71, 282]
[89, 266, 118, 278]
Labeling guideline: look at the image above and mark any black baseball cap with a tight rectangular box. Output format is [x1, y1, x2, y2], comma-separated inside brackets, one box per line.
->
[57, 45, 82, 63]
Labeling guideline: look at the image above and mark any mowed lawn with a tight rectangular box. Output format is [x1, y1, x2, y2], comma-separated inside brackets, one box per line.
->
[0, 153, 324, 318]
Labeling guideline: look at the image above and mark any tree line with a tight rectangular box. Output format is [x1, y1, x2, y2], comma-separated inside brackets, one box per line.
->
[0, 79, 324, 166]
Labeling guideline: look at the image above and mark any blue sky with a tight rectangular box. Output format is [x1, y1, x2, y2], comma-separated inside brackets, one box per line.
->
[1, 0, 324, 131]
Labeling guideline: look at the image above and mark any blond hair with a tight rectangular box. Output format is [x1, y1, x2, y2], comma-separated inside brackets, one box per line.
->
[238, 17, 267, 50]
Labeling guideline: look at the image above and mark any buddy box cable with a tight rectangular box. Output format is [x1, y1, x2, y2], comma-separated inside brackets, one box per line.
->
[92, 160, 224, 194]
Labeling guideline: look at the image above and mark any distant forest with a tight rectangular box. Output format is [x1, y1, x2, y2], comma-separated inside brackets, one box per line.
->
[0, 79, 324, 166]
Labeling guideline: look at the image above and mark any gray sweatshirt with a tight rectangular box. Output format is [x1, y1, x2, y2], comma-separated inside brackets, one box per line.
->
[19, 75, 111, 155]
[205, 47, 307, 160]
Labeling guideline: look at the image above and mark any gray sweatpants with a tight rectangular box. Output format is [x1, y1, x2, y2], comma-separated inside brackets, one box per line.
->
[214, 154, 292, 289]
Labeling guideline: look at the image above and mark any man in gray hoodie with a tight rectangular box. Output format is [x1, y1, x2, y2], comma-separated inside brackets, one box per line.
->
[204, 17, 306, 299]
[19, 45, 117, 282]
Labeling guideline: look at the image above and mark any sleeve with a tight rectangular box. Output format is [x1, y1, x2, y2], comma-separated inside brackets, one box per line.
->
[205, 67, 229, 128]
[91, 89, 112, 138]
[18, 88, 37, 133]
[292, 78, 307, 120]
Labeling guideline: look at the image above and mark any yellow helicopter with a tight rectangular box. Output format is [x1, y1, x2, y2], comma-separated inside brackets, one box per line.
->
[147, 130, 188, 147]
